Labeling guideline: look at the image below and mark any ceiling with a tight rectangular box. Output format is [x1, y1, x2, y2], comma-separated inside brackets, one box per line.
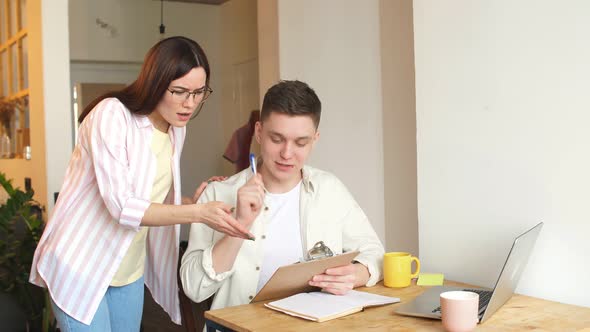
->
[160, 0, 230, 5]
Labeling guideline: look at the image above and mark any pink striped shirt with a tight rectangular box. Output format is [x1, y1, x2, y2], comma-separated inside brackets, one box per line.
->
[30, 98, 184, 325]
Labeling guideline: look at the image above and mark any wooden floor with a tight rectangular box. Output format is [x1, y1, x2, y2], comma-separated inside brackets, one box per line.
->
[141, 287, 185, 332]
[141, 287, 209, 332]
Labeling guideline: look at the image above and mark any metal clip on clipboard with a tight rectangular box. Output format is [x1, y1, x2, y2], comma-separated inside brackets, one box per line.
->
[305, 241, 334, 261]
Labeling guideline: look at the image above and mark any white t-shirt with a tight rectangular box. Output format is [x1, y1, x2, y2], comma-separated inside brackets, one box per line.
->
[256, 181, 303, 292]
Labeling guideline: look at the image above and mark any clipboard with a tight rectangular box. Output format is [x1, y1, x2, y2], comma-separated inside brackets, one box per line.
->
[251, 251, 360, 303]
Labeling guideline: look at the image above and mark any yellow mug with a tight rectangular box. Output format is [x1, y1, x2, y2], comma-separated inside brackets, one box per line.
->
[383, 252, 420, 288]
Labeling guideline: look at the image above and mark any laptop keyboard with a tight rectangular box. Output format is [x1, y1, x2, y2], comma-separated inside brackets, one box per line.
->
[432, 289, 493, 314]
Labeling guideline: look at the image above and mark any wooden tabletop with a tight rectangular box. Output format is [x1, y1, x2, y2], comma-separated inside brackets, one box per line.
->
[204, 280, 590, 331]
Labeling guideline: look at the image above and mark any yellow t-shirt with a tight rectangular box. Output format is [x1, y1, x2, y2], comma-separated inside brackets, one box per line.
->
[111, 129, 172, 286]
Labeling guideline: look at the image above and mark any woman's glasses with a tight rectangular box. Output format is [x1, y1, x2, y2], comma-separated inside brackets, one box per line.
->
[167, 86, 213, 120]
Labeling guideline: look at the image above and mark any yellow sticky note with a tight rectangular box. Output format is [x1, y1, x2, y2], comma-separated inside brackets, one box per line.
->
[417, 273, 444, 286]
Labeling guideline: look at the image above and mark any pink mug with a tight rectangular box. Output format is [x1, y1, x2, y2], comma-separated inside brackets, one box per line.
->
[440, 291, 479, 332]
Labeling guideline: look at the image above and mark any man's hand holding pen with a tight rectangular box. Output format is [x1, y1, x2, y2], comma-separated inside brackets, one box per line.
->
[236, 173, 265, 230]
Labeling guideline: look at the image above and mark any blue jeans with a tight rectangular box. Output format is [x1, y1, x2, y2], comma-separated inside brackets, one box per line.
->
[50, 276, 144, 332]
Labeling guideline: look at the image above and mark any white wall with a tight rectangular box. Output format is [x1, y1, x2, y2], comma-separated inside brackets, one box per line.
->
[414, 0, 590, 307]
[43, 0, 72, 210]
[380, 0, 418, 254]
[257, 0, 279, 99]
[69, 0, 161, 62]
[70, 62, 141, 86]
[277, 0, 386, 244]
[218, 0, 260, 176]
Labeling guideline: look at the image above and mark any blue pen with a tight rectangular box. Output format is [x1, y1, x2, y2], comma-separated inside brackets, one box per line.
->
[249, 153, 257, 174]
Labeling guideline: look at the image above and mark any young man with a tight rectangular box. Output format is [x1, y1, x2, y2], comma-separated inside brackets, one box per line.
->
[180, 80, 384, 310]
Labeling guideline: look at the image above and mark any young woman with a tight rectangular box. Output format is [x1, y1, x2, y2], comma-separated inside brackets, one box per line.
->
[29, 36, 253, 331]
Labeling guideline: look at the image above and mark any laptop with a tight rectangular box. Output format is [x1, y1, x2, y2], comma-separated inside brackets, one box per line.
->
[395, 222, 543, 323]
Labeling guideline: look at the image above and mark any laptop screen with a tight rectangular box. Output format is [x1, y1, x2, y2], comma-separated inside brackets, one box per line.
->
[480, 222, 543, 322]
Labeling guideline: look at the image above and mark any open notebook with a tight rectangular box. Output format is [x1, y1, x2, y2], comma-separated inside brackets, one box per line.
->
[265, 290, 399, 322]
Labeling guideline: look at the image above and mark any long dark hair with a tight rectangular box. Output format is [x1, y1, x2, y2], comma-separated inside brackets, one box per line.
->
[78, 36, 210, 123]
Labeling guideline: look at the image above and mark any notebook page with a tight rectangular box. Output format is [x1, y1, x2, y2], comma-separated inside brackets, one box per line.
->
[336, 290, 400, 307]
[266, 293, 359, 320]
[265, 291, 399, 321]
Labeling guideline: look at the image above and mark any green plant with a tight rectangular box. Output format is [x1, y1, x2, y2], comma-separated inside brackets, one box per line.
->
[0, 172, 49, 331]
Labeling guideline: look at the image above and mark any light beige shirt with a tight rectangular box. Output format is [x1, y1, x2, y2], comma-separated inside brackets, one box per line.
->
[180, 166, 385, 310]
